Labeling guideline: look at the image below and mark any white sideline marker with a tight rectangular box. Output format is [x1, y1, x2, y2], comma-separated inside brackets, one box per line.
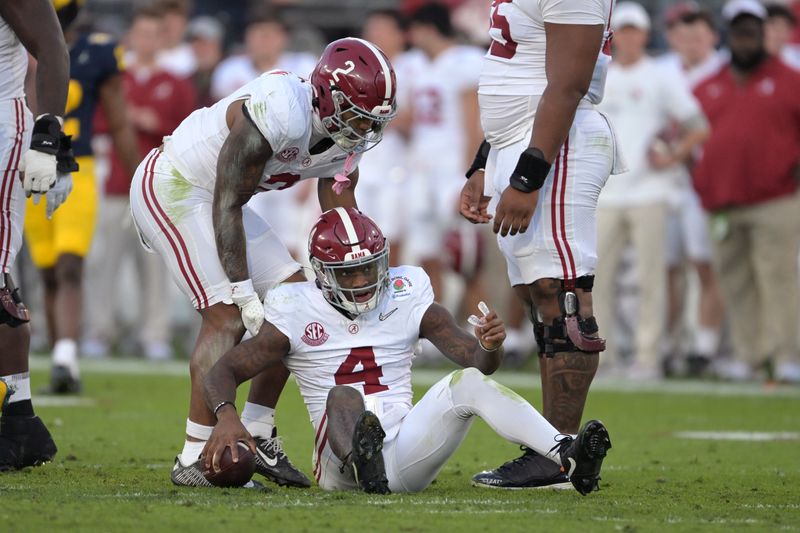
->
[673, 431, 800, 442]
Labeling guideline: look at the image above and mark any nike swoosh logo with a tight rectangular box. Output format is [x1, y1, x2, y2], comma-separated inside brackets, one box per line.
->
[257, 448, 278, 467]
[566, 457, 577, 477]
[379, 308, 398, 321]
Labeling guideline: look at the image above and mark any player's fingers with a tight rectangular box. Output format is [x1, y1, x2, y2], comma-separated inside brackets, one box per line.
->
[229, 440, 239, 463]
[483, 325, 506, 339]
[212, 448, 221, 472]
[245, 435, 257, 454]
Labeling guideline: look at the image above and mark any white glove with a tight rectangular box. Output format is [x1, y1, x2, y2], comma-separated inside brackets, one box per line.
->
[20, 149, 58, 198]
[231, 279, 264, 337]
[45, 172, 73, 219]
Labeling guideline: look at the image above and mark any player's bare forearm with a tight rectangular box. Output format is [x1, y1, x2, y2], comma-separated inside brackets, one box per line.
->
[213, 106, 271, 282]
[100, 75, 141, 177]
[204, 322, 290, 412]
[318, 169, 359, 211]
[1, 0, 69, 117]
[531, 23, 604, 163]
[420, 303, 503, 374]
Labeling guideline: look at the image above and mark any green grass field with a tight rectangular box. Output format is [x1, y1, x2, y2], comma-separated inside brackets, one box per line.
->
[1, 357, 799, 532]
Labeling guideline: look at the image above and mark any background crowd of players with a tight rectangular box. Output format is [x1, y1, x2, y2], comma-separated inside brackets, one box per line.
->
[13, 0, 800, 385]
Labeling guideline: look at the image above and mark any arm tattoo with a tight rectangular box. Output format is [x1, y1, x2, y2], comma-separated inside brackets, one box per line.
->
[204, 322, 290, 412]
[213, 107, 272, 282]
[419, 303, 503, 374]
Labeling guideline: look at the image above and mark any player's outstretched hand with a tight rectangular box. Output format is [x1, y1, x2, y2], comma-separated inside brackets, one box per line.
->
[459, 170, 492, 224]
[493, 186, 538, 236]
[203, 416, 256, 473]
[468, 301, 506, 351]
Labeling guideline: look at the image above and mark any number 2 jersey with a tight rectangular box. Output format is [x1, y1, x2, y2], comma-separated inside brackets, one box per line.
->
[163, 70, 361, 194]
[264, 266, 434, 442]
[479, 0, 614, 103]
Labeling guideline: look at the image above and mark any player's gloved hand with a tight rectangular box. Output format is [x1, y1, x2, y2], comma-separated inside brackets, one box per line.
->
[467, 301, 506, 351]
[20, 114, 63, 198]
[45, 173, 73, 219]
[460, 170, 492, 224]
[203, 407, 256, 473]
[230, 279, 264, 337]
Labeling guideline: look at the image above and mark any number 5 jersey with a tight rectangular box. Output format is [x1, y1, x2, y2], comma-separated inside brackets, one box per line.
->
[264, 265, 434, 442]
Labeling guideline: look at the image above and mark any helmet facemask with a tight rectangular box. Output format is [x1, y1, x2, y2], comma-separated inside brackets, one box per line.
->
[322, 88, 397, 153]
[311, 244, 390, 316]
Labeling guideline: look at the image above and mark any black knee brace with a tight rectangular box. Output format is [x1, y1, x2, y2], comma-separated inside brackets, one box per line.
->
[0, 274, 30, 327]
[533, 276, 605, 357]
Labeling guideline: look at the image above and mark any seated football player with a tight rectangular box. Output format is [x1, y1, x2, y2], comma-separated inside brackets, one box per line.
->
[128, 37, 398, 488]
[202, 208, 612, 494]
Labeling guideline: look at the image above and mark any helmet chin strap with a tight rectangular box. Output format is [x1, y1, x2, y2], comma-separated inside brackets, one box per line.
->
[311, 113, 328, 143]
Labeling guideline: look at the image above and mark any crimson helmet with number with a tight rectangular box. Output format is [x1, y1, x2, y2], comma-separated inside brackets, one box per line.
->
[310, 38, 397, 153]
[309, 207, 390, 316]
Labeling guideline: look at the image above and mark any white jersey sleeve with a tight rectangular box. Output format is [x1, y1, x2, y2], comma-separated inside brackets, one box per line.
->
[243, 73, 309, 155]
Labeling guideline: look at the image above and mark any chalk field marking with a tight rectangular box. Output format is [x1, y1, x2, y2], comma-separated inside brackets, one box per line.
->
[673, 431, 800, 442]
[28, 356, 800, 398]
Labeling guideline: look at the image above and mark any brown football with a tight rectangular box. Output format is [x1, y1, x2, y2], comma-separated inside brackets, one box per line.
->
[202, 441, 256, 488]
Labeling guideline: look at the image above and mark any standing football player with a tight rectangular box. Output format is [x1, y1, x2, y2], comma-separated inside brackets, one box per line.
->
[0, 0, 71, 470]
[129, 38, 397, 487]
[24, 0, 140, 394]
[460, 0, 622, 488]
[202, 208, 611, 494]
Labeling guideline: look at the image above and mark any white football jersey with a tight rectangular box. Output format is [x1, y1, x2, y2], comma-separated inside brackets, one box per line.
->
[0, 15, 28, 101]
[408, 46, 483, 175]
[264, 265, 434, 441]
[479, 0, 613, 100]
[163, 71, 361, 193]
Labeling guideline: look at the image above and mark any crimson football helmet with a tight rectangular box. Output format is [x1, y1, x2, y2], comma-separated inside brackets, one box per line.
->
[309, 207, 390, 315]
[311, 38, 397, 153]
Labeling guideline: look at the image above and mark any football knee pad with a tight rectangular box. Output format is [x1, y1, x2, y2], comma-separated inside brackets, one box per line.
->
[0, 274, 30, 328]
[533, 278, 604, 356]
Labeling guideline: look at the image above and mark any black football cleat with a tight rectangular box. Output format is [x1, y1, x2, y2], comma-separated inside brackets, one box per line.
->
[552, 419, 612, 495]
[254, 427, 311, 488]
[171, 455, 214, 487]
[170, 455, 269, 490]
[351, 410, 390, 494]
[471, 447, 571, 490]
[47, 365, 82, 395]
[0, 415, 58, 471]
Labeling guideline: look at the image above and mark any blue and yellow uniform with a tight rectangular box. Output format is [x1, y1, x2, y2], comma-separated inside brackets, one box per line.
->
[24, 32, 123, 267]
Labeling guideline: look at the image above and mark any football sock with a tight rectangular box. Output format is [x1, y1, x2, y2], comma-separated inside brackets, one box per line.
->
[182, 419, 213, 464]
[242, 402, 275, 439]
[447, 369, 566, 466]
[52, 339, 79, 378]
[1, 372, 34, 417]
[694, 326, 720, 358]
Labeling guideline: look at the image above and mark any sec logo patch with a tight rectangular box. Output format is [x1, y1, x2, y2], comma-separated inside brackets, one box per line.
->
[301, 322, 329, 346]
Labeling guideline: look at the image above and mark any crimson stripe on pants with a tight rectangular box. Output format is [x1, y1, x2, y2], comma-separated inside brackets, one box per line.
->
[559, 137, 577, 284]
[1, 99, 24, 271]
[312, 412, 328, 480]
[140, 150, 208, 307]
[550, 146, 569, 280]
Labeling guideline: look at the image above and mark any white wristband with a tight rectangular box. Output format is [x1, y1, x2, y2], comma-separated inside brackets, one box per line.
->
[230, 279, 255, 303]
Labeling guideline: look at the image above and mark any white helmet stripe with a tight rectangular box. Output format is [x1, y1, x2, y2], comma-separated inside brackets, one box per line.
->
[354, 38, 393, 105]
[334, 207, 361, 253]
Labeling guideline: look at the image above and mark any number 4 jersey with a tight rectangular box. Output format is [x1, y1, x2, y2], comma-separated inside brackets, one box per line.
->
[264, 265, 434, 442]
[480, 0, 614, 101]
